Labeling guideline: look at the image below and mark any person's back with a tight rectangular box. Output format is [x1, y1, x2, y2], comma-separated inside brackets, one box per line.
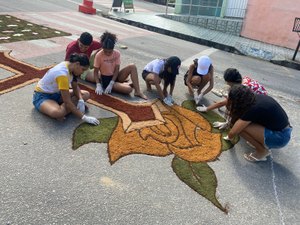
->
[143, 59, 165, 76]
[35, 62, 70, 94]
[242, 94, 289, 131]
[227, 85, 292, 162]
[242, 76, 267, 95]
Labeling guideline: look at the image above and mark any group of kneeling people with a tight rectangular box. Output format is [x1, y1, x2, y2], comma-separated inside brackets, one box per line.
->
[32, 31, 292, 163]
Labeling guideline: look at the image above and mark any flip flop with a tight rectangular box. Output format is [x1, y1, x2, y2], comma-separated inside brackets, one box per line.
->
[246, 141, 255, 149]
[244, 153, 268, 162]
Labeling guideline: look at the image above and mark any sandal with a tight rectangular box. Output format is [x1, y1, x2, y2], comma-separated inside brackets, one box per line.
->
[246, 141, 255, 149]
[244, 152, 270, 162]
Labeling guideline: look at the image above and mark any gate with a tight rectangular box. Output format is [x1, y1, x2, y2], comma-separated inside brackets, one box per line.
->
[225, 0, 248, 18]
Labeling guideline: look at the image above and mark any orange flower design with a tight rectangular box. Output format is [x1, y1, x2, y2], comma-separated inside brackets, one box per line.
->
[108, 104, 221, 164]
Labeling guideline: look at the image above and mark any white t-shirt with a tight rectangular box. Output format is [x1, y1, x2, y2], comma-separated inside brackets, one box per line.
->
[144, 59, 165, 75]
[35, 62, 72, 93]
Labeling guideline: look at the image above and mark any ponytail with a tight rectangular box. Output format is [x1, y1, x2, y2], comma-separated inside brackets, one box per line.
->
[100, 31, 117, 49]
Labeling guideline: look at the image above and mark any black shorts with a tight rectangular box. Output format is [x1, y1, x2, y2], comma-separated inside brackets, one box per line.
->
[142, 70, 151, 81]
[101, 75, 113, 89]
[184, 70, 202, 86]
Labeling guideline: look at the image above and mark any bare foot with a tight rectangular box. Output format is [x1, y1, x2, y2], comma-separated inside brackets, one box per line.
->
[134, 92, 148, 100]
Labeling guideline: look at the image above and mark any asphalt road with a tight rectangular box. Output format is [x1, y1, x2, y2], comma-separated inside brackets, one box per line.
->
[0, 0, 299, 224]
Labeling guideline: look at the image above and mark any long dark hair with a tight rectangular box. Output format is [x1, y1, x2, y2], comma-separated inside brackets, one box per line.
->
[159, 59, 176, 87]
[223, 68, 242, 84]
[100, 31, 117, 49]
[227, 85, 255, 125]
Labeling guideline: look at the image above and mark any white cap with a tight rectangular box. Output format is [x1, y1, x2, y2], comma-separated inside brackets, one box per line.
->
[197, 56, 212, 75]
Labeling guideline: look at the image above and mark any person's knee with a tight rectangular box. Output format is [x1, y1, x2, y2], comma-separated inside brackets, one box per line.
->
[126, 86, 133, 94]
[128, 63, 137, 72]
[48, 108, 65, 119]
[121, 86, 133, 94]
[128, 63, 136, 68]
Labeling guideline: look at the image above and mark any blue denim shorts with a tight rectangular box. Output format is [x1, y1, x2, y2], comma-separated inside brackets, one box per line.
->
[32, 91, 62, 111]
[264, 125, 292, 149]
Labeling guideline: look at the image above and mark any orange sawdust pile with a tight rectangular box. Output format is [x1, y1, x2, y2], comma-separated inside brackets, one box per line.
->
[108, 104, 221, 164]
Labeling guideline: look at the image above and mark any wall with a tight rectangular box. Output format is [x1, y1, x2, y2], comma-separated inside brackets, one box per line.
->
[241, 0, 300, 49]
[174, 0, 223, 17]
[161, 14, 243, 36]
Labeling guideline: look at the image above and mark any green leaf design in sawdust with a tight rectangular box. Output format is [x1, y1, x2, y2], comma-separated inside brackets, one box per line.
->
[181, 100, 238, 151]
[172, 156, 228, 213]
[72, 117, 118, 150]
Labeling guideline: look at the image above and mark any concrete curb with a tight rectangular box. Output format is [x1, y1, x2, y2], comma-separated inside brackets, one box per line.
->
[103, 14, 242, 53]
[270, 59, 300, 70]
[100, 12, 300, 71]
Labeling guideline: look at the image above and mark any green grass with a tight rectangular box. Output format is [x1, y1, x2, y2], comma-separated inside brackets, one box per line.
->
[0, 15, 71, 43]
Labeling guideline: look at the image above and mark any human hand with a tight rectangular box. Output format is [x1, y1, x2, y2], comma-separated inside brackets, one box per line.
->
[196, 104, 207, 112]
[212, 121, 228, 130]
[104, 80, 115, 94]
[77, 99, 85, 113]
[81, 115, 100, 125]
[163, 97, 173, 106]
[95, 83, 103, 95]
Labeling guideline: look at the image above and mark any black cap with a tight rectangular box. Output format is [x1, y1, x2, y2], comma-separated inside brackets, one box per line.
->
[166, 56, 181, 76]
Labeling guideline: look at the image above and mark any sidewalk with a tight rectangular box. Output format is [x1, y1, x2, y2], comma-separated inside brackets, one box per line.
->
[96, 3, 300, 70]
[1, 2, 300, 224]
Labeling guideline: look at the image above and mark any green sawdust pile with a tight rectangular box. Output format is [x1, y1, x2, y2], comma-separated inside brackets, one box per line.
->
[73, 117, 119, 150]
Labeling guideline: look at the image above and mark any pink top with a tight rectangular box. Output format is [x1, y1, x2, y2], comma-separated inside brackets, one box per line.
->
[94, 49, 121, 76]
